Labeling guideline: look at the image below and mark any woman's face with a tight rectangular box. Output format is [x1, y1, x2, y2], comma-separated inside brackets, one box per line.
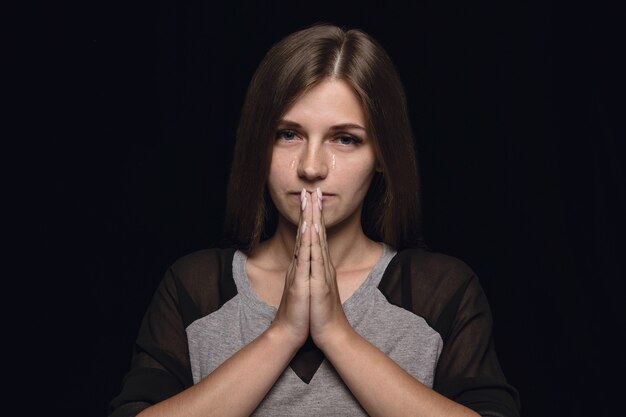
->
[267, 78, 379, 230]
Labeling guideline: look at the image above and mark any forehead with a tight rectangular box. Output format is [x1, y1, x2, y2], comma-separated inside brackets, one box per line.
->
[281, 79, 366, 127]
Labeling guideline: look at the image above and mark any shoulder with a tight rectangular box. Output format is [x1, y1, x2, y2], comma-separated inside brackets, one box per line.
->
[380, 247, 483, 337]
[160, 247, 238, 322]
[167, 247, 237, 281]
[386, 246, 477, 290]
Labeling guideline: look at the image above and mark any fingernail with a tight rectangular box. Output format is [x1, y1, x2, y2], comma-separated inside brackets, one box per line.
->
[301, 188, 307, 211]
[302, 221, 307, 234]
[316, 187, 323, 210]
[314, 223, 320, 234]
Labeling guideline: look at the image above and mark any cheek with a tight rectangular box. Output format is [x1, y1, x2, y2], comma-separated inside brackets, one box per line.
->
[267, 153, 297, 211]
[270, 147, 298, 167]
[352, 168, 377, 203]
[343, 157, 377, 189]
[266, 169, 284, 199]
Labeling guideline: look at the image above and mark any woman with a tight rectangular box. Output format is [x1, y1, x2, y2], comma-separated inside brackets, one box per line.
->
[109, 23, 520, 417]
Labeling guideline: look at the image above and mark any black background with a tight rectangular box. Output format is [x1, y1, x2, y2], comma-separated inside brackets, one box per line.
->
[23, 0, 623, 416]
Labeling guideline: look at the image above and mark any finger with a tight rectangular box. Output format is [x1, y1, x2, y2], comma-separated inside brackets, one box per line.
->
[310, 188, 324, 282]
[292, 188, 308, 260]
[295, 191, 312, 281]
[287, 188, 307, 287]
[317, 187, 328, 245]
[315, 188, 330, 267]
[315, 188, 335, 283]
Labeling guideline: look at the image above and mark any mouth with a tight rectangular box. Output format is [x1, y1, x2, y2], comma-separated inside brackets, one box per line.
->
[289, 191, 335, 204]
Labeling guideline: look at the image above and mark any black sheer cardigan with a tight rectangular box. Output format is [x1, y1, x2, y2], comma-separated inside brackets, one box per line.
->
[109, 247, 520, 417]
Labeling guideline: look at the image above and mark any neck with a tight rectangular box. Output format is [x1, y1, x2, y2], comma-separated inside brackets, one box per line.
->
[259, 212, 377, 273]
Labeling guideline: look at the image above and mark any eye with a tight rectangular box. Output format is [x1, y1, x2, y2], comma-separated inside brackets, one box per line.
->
[275, 129, 298, 141]
[333, 135, 363, 146]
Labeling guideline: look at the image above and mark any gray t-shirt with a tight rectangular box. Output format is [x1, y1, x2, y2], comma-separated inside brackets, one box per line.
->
[187, 244, 441, 416]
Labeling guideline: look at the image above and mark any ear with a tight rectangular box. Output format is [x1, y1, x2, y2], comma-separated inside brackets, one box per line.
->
[375, 162, 383, 173]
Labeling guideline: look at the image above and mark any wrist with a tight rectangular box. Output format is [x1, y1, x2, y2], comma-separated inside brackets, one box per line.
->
[264, 321, 306, 354]
[313, 320, 356, 353]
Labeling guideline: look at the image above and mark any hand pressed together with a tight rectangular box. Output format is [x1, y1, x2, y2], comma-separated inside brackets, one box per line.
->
[271, 188, 351, 350]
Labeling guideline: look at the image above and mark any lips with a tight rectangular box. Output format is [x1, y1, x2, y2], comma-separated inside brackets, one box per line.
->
[289, 191, 335, 203]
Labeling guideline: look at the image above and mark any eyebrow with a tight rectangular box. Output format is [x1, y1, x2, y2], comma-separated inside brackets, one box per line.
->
[278, 119, 366, 131]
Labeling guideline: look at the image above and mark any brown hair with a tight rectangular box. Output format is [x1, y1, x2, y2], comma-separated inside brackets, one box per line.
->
[223, 23, 425, 252]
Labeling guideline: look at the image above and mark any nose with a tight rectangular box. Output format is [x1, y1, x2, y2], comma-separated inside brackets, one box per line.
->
[297, 142, 328, 181]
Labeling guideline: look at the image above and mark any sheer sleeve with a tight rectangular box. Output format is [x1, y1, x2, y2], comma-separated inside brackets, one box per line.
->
[108, 248, 237, 417]
[378, 248, 520, 417]
[432, 273, 520, 417]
